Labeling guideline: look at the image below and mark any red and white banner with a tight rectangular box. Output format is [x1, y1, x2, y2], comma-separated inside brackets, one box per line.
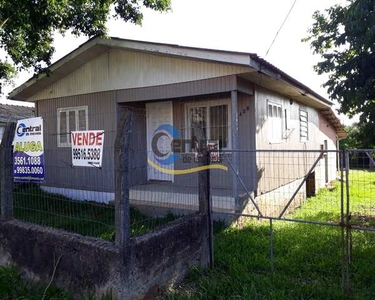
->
[71, 130, 105, 168]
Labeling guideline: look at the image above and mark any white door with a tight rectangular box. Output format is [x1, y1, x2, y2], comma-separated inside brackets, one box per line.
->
[146, 101, 174, 182]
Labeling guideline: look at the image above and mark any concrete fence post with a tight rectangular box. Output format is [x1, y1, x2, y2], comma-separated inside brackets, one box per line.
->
[193, 124, 214, 268]
[0, 121, 16, 220]
[114, 110, 134, 249]
[192, 124, 209, 213]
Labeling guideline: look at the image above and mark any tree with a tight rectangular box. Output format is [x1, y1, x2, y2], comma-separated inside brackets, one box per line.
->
[305, 0, 375, 142]
[340, 123, 362, 149]
[340, 122, 375, 149]
[0, 0, 170, 90]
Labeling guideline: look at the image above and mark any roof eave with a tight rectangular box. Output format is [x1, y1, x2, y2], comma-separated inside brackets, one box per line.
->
[319, 108, 348, 139]
[9, 37, 106, 100]
[10, 37, 332, 112]
[248, 55, 332, 108]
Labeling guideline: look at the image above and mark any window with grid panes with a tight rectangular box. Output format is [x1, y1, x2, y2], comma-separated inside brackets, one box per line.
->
[300, 109, 308, 142]
[57, 106, 88, 147]
[267, 102, 283, 143]
[187, 101, 231, 151]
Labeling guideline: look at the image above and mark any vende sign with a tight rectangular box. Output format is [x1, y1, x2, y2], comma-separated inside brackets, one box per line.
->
[71, 130, 105, 167]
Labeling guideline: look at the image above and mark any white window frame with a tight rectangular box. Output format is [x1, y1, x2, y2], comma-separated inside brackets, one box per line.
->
[185, 99, 232, 151]
[300, 109, 309, 143]
[57, 106, 88, 147]
[267, 101, 283, 143]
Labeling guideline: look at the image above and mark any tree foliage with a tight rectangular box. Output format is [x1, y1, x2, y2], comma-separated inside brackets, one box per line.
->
[340, 121, 375, 149]
[305, 0, 375, 140]
[0, 0, 170, 89]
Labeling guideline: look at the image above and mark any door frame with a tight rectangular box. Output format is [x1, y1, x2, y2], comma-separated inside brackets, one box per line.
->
[146, 101, 174, 182]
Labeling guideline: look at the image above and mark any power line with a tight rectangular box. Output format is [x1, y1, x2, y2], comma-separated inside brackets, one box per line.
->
[265, 0, 298, 58]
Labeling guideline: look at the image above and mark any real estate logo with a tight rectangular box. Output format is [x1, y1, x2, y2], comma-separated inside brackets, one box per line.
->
[149, 124, 228, 175]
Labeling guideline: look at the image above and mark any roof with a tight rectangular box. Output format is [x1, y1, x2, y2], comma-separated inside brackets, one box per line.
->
[319, 108, 348, 139]
[9, 37, 332, 106]
[8, 36, 346, 135]
[0, 103, 34, 123]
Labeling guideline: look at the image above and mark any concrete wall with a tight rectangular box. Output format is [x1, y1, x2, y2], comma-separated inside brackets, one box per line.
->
[0, 213, 209, 299]
[242, 179, 306, 218]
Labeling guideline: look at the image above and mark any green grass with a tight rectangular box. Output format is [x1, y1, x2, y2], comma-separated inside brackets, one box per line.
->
[167, 170, 375, 299]
[0, 265, 113, 300]
[13, 185, 178, 240]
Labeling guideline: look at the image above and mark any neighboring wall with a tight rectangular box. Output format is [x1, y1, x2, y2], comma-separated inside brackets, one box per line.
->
[37, 91, 117, 194]
[254, 85, 337, 194]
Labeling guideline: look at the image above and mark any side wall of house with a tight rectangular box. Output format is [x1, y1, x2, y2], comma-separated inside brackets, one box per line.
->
[37, 91, 117, 197]
[318, 112, 339, 187]
[254, 85, 337, 195]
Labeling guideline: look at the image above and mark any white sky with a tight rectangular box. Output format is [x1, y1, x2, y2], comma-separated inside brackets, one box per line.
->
[1, 0, 356, 125]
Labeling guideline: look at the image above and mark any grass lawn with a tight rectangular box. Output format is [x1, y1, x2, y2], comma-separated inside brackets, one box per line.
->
[0, 265, 113, 300]
[166, 170, 375, 299]
[13, 185, 177, 240]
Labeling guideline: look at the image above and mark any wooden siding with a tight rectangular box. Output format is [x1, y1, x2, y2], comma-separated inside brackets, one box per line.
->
[30, 49, 251, 101]
[318, 113, 339, 187]
[254, 85, 337, 194]
[115, 75, 241, 103]
[238, 93, 257, 192]
[37, 91, 117, 193]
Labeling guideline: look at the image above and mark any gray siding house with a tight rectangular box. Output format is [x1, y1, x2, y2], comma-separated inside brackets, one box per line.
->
[0, 103, 34, 143]
[10, 37, 346, 215]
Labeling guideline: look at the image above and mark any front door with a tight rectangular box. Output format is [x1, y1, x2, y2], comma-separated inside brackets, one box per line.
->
[146, 101, 174, 182]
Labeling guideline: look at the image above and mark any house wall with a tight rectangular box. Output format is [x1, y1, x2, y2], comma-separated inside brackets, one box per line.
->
[33, 75, 338, 208]
[318, 112, 339, 186]
[30, 49, 251, 101]
[171, 92, 255, 191]
[254, 85, 337, 195]
[34, 75, 254, 201]
[37, 91, 117, 195]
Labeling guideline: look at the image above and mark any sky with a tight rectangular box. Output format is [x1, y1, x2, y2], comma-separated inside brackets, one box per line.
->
[1, 0, 356, 124]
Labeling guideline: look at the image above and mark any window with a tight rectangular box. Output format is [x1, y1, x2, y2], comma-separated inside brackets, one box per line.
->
[268, 102, 283, 142]
[57, 106, 88, 147]
[300, 109, 308, 142]
[186, 100, 231, 150]
[0, 125, 5, 144]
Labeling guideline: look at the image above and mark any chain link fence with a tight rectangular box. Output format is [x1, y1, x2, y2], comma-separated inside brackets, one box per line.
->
[2, 108, 375, 298]
[0, 107, 201, 242]
[206, 149, 375, 299]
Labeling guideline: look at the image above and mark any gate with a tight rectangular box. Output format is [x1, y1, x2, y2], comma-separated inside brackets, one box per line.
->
[207, 149, 375, 299]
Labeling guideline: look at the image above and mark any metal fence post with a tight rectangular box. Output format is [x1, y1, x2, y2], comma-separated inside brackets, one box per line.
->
[270, 218, 274, 275]
[344, 149, 351, 298]
[205, 150, 214, 269]
[114, 110, 134, 249]
[0, 121, 16, 221]
[340, 150, 347, 297]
